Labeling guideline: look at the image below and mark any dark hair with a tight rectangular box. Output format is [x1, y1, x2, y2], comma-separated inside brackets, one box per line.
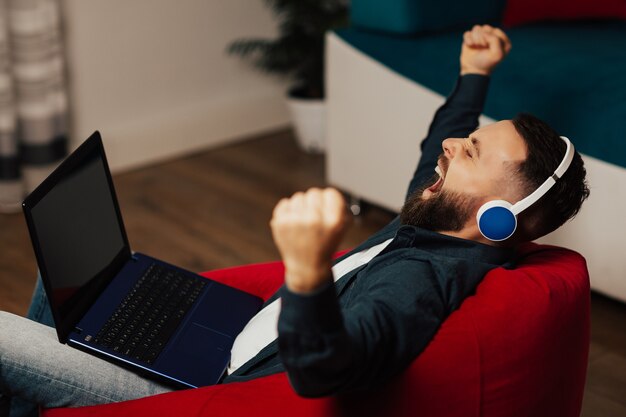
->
[510, 113, 590, 242]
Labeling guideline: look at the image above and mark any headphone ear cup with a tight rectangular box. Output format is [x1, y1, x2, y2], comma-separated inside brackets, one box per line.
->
[476, 200, 517, 242]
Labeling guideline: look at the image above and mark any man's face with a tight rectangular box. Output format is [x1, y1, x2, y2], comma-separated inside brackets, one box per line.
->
[401, 120, 527, 233]
[424, 120, 527, 201]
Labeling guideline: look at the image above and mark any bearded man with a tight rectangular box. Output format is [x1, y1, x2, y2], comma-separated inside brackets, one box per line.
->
[0, 24, 589, 416]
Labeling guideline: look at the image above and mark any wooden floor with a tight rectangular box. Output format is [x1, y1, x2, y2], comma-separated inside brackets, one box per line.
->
[0, 129, 624, 415]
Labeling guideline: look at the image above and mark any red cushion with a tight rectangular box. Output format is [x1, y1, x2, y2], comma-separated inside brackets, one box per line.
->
[503, 0, 626, 27]
[42, 243, 589, 417]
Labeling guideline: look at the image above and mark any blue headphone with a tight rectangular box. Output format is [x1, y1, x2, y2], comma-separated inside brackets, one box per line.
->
[476, 136, 575, 242]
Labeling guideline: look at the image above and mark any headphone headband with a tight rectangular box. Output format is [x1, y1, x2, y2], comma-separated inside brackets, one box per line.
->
[510, 136, 574, 215]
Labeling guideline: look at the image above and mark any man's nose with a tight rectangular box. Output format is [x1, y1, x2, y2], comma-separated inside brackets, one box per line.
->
[442, 138, 463, 158]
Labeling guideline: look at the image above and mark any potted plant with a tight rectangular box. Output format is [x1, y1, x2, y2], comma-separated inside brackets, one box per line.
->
[227, 0, 349, 153]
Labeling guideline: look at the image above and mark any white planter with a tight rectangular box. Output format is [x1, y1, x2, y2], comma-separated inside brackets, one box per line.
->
[286, 95, 326, 154]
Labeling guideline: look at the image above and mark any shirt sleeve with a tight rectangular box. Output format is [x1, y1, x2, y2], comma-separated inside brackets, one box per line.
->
[405, 74, 491, 201]
[276, 257, 447, 397]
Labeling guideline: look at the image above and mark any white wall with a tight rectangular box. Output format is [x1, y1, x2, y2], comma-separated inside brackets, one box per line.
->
[62, 0, 290, 172]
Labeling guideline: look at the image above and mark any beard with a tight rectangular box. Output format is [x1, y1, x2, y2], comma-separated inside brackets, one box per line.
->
[400, 176, 482, 232]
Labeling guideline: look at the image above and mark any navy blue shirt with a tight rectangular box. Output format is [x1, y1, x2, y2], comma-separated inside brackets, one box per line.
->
[224, 75, 514, 396]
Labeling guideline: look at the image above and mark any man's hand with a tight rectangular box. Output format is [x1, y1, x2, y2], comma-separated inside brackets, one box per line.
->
[460, 25, 512, 76]
[270, 188, 351, 294]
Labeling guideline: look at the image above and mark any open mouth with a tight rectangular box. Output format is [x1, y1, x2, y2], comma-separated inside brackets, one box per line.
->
[428, 164, 445, 193]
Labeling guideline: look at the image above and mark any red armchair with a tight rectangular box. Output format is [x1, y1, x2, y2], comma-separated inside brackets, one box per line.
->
[43, 243, 590, 417]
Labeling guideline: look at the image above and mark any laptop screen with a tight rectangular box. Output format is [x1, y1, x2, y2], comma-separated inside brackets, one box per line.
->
[23, 132, 131, 342]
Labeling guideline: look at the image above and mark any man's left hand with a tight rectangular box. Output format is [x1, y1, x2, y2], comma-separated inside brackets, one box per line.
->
[460, 24, 512, 76]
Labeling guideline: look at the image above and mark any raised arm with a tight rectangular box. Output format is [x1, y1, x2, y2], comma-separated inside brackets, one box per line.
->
[405, 25, 512, 200]
[270, 187, 443, 397]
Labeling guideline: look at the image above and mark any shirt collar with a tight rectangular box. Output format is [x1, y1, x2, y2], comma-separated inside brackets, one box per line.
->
[389, 224, 514, 266]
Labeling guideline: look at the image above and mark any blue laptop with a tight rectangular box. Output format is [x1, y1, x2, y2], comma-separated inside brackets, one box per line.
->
[22, 131, 263, 389]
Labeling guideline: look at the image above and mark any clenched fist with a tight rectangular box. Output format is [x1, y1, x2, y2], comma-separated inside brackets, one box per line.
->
[270, 188, 351, 294]
[460, 24, 512, 76]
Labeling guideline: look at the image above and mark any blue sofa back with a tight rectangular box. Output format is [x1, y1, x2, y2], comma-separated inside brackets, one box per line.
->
[351, 0, 507, 34]
[336, 19, 626, 169]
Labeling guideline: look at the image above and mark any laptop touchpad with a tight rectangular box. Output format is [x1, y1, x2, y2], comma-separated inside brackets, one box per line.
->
[157, 322, 233, 387]
[173, 323, 233, 358]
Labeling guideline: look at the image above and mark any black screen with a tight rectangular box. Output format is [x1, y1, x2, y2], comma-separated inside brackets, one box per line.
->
[29, 144, 127, 327]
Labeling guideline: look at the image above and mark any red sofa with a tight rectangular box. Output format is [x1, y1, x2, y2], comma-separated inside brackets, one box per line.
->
[43, 243, 590, 417]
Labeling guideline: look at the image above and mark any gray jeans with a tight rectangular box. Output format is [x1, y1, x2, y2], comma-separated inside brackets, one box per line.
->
[0, 278, 172, 417]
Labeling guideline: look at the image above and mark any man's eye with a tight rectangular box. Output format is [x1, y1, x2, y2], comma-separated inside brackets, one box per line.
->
[466, 149, 472, 158]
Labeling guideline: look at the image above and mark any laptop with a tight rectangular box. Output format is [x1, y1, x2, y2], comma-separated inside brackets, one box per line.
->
[22, 131, 264, 389]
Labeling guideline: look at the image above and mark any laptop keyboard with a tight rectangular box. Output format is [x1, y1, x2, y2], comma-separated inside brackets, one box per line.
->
[93, 263, 208, 364]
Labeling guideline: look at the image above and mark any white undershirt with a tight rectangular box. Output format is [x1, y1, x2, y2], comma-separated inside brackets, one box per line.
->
[227, 238, 393, 375]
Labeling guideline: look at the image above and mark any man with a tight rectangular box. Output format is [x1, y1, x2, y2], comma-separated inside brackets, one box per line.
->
[0, 24, 589, 414]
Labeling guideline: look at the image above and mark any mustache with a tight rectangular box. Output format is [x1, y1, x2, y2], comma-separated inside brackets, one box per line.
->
[437, 152, 449, 177]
